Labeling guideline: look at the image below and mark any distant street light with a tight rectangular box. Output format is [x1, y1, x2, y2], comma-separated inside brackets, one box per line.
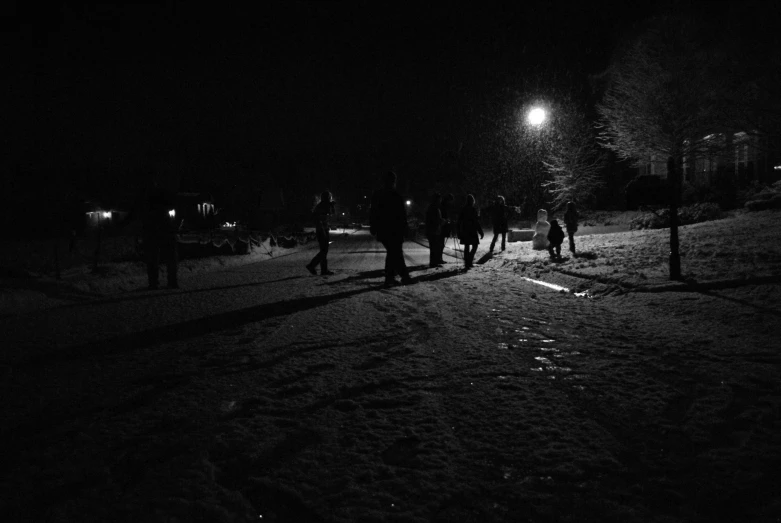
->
[527, 107, 546, 126]
[406, 200, 411, 206]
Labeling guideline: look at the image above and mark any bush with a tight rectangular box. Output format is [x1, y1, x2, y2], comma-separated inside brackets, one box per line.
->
[744, 181, 781, 211]
[737, 180, 768, 206]
[746, 194, 781, 211]
[629, 203, 723, 230]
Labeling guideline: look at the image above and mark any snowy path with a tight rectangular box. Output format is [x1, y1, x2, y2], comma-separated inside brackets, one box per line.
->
[2, 230, 780, 522]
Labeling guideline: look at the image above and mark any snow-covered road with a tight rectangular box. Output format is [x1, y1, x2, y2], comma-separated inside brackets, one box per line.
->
[2, 229, 780, 522]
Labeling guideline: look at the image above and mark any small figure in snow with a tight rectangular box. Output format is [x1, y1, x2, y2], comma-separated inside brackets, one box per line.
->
[425, 192, 446, 268]
[563, 201, 579, 254]
[458, 194, 484, 270]
[489, 195, 509, 252]
[532, 208, 550, 250]
[547, 219, 565, 260]
[306, 190, 335, 275]
[370, 171, 414, 287]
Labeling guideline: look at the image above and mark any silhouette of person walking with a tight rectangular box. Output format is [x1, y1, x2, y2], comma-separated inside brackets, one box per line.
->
[306, 190, 335, 276]
[458, 194, 483, 270]
[425, 192, 445, 268]
[489, 195, 509, 252]
[128, 177, 179, 290]
[370, 171, 414, 287]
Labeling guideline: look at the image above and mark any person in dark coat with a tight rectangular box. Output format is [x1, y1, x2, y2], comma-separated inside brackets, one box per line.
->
[457, 194, 484, 270]
[439, 193, 456, 262]
[547, 219, 565, 260]
[489, 195, 509, 252]
[306, 190, 335, 275]
[129, 178, 180, 290]
[370, 171, 414, 287]
[425, 192, 446, 268]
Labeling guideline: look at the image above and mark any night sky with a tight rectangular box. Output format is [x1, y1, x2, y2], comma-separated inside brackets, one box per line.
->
[3, 0, 715, 203]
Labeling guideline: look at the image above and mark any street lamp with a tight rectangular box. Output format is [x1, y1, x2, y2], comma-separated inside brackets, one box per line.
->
[406, 200, 411, 206]
[527, 107, 546, 126]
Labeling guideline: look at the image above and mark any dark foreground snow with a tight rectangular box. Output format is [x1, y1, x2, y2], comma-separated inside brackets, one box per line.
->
[1, 210, 780, 522]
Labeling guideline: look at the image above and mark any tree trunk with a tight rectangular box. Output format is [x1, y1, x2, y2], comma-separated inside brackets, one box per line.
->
[667, 156, 682, 280]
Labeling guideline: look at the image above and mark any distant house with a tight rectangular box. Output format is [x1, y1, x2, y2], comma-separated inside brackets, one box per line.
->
[83, 199, 129, 231]
[637, 130, 780, 186]
[177, 192, 215, 230]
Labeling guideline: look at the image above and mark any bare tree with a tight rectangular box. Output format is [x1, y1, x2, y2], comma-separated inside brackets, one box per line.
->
[541, 101, 606, 209]
[596, 15, 725, 168]
[596, 14, 731, 279]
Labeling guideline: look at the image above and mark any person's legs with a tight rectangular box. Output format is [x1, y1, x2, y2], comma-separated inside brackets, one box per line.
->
[392, 241, 411, 281]
[380, 239, 395, 283]
[307, 251, 321, 274]
[501, 232, 506, 251]
[568, 231, 576, 253]
[319, 230, 333, 274]
[307, 229, 328, 274]
[464, 243, 476, 268]
[490, 231, 499, 251]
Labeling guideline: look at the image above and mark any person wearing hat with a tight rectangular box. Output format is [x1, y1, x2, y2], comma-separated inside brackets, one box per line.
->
[306, 190, 335, 275]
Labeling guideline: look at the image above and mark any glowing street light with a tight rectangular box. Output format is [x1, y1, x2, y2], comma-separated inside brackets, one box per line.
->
[527, 107, 546, 126]
[406, 200, 412, 206]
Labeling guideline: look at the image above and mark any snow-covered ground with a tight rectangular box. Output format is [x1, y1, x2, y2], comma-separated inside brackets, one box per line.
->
[1, 209, 779, 522]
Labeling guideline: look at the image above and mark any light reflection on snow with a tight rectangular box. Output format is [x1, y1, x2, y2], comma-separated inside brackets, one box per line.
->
[522, 277, 568, 292]
[520, 277, 594, 298]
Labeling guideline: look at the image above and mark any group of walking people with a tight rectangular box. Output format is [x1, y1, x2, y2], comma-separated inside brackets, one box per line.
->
[305, 170, 581, 288]
[306, 170, 414, 288]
